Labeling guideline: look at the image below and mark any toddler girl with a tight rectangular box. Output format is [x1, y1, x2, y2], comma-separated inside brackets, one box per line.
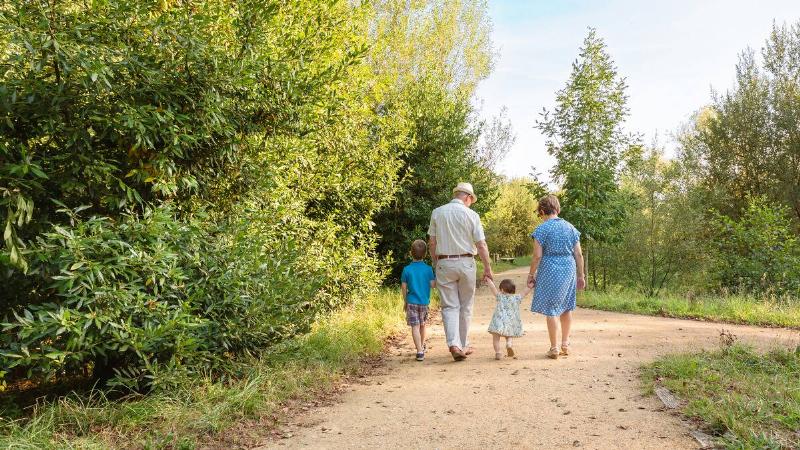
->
[486, 278, 531, 359]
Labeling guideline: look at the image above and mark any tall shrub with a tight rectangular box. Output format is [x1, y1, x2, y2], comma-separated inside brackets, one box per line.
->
[0, 0, 401, 390]
[712, 197, 800, 298]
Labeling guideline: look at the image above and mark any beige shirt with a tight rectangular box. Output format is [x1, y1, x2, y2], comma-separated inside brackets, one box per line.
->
[428, 199, 486, 256]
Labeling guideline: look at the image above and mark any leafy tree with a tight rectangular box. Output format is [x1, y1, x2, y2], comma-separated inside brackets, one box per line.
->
[684, 20, 800, 223]
[483, 179, 540, 258]
[369, 0, 499, 278]
[608, 147, 706, 296]
[0, 0, 404, 390]
[712, 196, 800, 297]
[535, 28, 632, 287]
[373, 80, 499, 278]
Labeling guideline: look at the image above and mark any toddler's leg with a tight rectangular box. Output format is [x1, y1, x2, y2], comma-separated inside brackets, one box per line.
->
[505, 337, 515, 358]
[411, 325, 423, 353]
[492, 334, 502, 360]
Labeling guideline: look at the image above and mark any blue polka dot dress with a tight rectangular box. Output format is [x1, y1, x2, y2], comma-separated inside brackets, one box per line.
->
[530, 218, 581, 316]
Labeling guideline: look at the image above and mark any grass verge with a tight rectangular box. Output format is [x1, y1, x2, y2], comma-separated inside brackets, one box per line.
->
[579, 290, 800, 328]
[479, 255, 531, 277]
[643, 343, 800, 449]
[0, 290, 405, 449]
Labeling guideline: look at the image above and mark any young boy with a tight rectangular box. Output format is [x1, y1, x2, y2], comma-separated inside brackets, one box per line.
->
[401, 239, 436, 361]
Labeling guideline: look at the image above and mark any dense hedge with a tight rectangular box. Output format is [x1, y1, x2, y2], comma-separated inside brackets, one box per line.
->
[0, 0, 404, 390]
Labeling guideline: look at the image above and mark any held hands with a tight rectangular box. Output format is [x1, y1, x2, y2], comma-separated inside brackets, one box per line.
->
[482, 268, 494, 283]
[527, 273, 536, 289]
[577, 276, 586, 290]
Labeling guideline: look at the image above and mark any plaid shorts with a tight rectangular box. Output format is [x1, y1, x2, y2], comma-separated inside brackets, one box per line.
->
[405, 303, 429, 326]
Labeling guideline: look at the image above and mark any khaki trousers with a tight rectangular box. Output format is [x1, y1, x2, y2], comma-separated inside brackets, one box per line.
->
[435, 258, 476, 349]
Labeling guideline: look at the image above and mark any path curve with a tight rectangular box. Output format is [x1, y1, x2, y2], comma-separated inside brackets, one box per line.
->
[262, 266, 798, 449]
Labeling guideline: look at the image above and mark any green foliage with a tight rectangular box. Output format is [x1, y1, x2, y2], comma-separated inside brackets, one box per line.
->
[684, 21, 800, 223]
[368, 0, 498, 279]
[644, 344, 800, 449]
[536, 28, 631, 247]
[0, 290, 405, 448]
[712, 196, 800, 297]
[604, 147, 707, 296]
[373, 79, 499, 279]
[0, 0, 412, 390]
[484, 179, 540, 257]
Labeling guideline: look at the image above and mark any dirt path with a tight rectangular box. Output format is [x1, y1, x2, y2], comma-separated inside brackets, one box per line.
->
[260, 267, 798, 449]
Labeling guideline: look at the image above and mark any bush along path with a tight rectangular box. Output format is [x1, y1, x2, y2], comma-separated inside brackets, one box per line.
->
[0, 292, 406, 449]
[263, 266, 798, 449]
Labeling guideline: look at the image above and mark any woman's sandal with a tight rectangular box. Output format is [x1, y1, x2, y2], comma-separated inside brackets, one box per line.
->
[559, 344, 570, 356]
[546, 347, 559, 359]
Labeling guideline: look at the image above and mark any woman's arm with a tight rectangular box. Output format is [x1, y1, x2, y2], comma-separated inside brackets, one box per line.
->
[573, 242, 586, 290]
[527, 240, 543, 288]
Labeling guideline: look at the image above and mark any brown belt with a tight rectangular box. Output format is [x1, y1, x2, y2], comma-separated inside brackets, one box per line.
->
[438, 254, 474, 259]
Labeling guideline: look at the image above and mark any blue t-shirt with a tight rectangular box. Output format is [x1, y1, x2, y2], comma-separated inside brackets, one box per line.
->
[401, 260, 435, 305]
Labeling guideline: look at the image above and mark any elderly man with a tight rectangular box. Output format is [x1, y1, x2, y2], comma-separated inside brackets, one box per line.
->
[428, 182, 494, 361]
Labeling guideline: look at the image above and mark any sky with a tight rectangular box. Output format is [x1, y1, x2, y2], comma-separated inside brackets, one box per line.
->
[476, 0, 800, 180]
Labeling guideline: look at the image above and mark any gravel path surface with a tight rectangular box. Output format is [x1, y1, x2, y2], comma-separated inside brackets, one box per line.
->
[263, 266, 798, 450]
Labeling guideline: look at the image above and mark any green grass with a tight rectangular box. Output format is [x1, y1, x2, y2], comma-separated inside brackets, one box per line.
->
[579, 290, 800, 328]
[0, 290, 406, 449]
[643, 344, 800, 449]
[479, 255, 531, 277]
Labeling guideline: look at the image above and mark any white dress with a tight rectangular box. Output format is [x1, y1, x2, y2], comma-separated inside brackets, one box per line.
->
[487, 294, 524, 337]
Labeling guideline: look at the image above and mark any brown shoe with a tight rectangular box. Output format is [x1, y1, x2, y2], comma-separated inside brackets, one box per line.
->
[506, 347, 516, 359]
[449, 346, 467, 361]
[546, 347, 559, 359]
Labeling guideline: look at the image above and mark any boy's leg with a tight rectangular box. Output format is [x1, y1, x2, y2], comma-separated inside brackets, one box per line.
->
[411, 325, 422, 353]
[420, 323, 427, 348]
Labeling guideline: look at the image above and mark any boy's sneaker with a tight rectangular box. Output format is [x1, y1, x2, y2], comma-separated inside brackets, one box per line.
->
[415, 352, 425, 361]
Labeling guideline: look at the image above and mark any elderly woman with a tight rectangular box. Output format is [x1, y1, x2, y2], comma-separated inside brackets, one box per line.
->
[527, 195, 585, 359]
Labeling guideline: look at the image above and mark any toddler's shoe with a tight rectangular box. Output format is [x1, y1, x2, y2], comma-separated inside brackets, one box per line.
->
[506, 347, 516, 359]
[415, 352, 424, 361]
[494, 352, 502, 360]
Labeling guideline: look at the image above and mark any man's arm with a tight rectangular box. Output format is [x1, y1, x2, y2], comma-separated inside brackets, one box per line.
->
[476, 240, 493, 281]
[429, 236, 438, 266]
